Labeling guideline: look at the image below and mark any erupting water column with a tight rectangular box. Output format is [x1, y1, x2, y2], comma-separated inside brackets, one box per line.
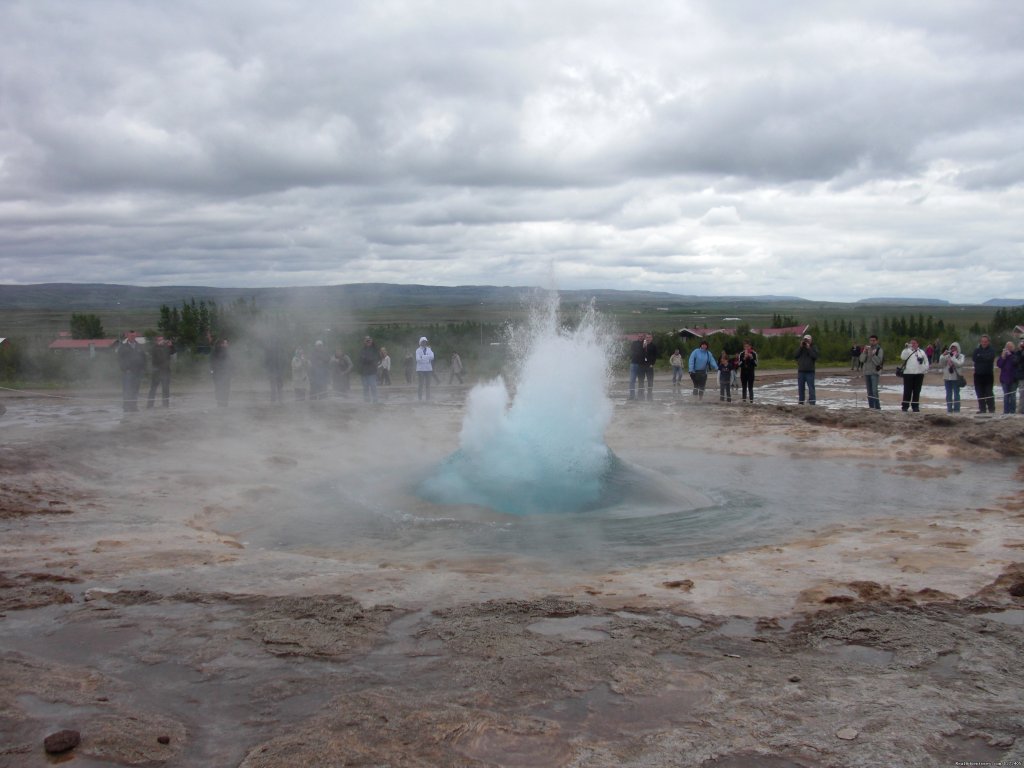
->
[419, 296, 616, 515]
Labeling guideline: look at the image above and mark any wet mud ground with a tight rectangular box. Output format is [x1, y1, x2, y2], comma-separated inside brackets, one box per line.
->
[1, 372, 1024, 767]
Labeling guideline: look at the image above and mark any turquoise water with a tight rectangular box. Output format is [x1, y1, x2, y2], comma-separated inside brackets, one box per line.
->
[418, 298, 621, 515]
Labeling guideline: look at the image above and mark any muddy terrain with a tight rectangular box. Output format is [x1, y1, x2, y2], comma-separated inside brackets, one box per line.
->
[1, 378, 1022, 767]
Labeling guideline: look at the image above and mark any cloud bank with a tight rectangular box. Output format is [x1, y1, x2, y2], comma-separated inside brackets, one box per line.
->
[1, 0, 1022, 302]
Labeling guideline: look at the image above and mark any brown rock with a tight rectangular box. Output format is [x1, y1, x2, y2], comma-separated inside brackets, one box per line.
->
[43, 729, 81, 754]
[157, 735, 171, 745]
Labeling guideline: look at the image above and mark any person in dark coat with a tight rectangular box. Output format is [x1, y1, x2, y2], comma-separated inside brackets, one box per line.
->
[358, 336, 380, 404]
[628, 333, 658, 401]
[146, 336, 176, 408]
[117, 330, 147, 412]
[972, 335, 996, 413]
[737, 340, 758, 402]
[794, 334, 819, 405]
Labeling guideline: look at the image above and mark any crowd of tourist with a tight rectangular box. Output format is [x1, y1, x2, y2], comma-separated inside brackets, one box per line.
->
[116, 326, 1024, 416]
[115, 330, 466, 412]
[626, 332, 1024, 415]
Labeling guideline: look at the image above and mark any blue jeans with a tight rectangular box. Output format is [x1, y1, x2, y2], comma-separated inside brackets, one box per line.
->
[864, 374, 880, 409]
[944, 380, 961, 412]
[628, 363, 640, 399]
[672, 365, 683, 384]
[1003, 383, 1018, 414]
[797, 370, 816, 404]
[362, 373, 379, 403]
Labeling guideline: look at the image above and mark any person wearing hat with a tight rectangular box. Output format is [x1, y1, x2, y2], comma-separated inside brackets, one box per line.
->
[415, 336, 435, 401]
[794, 334, 819, 405]
[687, 339, 718, 400]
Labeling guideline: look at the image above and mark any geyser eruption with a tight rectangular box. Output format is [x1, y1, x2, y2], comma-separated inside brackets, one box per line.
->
[419, 296, 616, 515]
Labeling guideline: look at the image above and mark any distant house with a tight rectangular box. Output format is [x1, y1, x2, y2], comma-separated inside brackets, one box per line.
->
[48, 338, 119, 356]
[678, 327, 732, 339]
[678, 324, 810, 339]
[757, 325, 811, 338]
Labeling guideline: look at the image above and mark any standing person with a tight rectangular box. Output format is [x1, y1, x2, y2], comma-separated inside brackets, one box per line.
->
[669, 349, 684, 388]
[403, 353, 414, 384]
[378, 347, 392, 385]
[996, 341, 1018, 414]
[330, 346, 352, 396]
[358, 336, 380, 403]
[636, 333, 657, 401]
[899, 339, 928, 412]
[850, 344, 860, 370]
[211, 338, 232, 407]
[146, 336, 176, 408]
[291, 348, 309, 401]
[309, 340, 330, 400]
[924, 342, 935, 366]
[794, 334, 819, 405]
[117, 330, 147, 413]
[737, 340, 758, 402]
[972, 335, 996, 413]
[939, 342, 965, 413]
[859, 335, 884, 410]
[415, 336, 434, 401]
[627, 334, 655, 401]
[717, 351, 735, 402]
[449, 351, 464, 384]
[688, 340, 717, 400]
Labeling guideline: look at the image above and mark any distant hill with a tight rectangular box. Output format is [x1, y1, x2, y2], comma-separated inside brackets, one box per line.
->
[855, 297, 950, 306]
[983, 298, 1024, 307]
[0, 283, 811, 311]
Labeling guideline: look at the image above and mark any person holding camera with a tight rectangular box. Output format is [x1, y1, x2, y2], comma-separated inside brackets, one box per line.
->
[858, 335, 884, 410]
[899, 338, 929, 412]
[737, 340, 758, 402]
[794, 334, 819, 405]
[996, 341, 1019, 414]
[939, 342, 965, 413]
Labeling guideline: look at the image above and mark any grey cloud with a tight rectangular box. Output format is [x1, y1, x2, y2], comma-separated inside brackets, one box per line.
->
[1, 1, 1022, 301]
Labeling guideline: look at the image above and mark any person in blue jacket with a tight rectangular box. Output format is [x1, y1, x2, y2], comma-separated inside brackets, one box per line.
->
[688, 340, 718, 400]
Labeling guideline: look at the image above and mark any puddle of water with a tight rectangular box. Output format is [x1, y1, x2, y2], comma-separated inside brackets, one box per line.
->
[710, 618, 759, 638]
[526, 616, 611, 642]
[978, 609, 1024, 626]
[530, 678, 708, 739]
[829, 644, 895, 666]
[674, 615, 704, 629]
[701, 753, 810, 768]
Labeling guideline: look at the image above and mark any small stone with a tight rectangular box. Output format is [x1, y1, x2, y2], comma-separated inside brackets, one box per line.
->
[157, 735, 171, 745]
[788, 675, 801, 683]
[1008, 581, 1024, 598]
[836, 727, 859, 741]
[43, 729, 81, 754]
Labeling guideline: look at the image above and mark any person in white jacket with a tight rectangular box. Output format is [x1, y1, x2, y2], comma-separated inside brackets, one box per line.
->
[899, 338, 929, 412]
[938, 342, 965, 413]
[415, 336, 435, 401]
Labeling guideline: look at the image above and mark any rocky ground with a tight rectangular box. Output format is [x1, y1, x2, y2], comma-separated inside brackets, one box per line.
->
[1, 376, 1023, 767]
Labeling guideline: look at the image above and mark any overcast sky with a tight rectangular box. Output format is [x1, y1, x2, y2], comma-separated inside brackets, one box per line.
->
[2, 1, 1022, 303]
